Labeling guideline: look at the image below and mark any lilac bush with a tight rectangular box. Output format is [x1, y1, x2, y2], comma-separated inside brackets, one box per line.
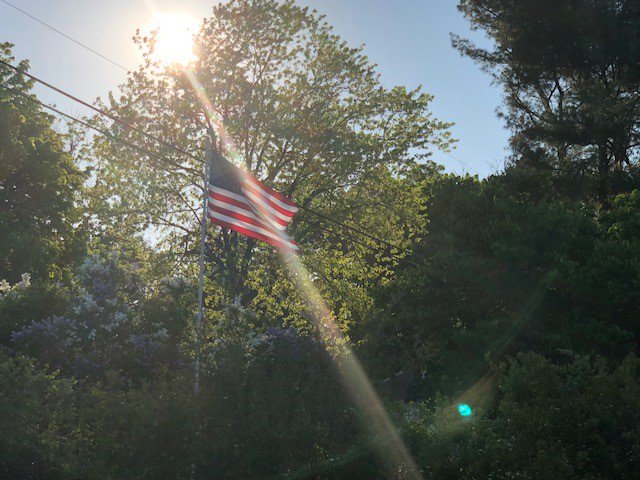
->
[6, 253, 189, 379]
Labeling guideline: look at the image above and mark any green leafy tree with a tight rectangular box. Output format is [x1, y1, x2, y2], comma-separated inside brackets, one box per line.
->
[84, 0, 452, 331]
[365, 173, 640, 400]
[0, 352, 77, 479]
[0, 43, 85, 282]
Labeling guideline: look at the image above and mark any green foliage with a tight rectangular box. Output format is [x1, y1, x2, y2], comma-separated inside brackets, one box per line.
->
[0, 43, 85, 283]
[0, 331, 370, 479]
[75, 377, 196, 479]
[195, 330, 365, 478]
[404, 353, 640, 479]
[0, 352, 75, 479]
[364, 173, 640, 399]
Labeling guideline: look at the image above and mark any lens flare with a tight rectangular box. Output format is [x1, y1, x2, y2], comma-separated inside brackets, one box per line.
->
[184, 70, 238, 156]
[184, 70, 422, 479]
[457, 403, 472, 417]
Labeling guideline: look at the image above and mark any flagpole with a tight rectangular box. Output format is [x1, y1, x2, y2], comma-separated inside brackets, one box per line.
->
[195, 142, 212, 394]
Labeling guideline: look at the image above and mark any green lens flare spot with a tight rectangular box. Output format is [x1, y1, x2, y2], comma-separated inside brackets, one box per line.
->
[458, 403, 472, 417]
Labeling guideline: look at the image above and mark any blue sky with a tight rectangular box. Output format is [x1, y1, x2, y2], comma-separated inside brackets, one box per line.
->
[0, 0, 508, 176]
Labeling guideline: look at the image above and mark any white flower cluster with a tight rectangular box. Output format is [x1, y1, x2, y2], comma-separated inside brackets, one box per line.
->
[155, 327, 169, 340]
[72, 287, 100, 314]
[0, 273, 31, 300]
[159, 275, 189, 293]
[79, 254, 110, 278]
[245, 331, 270, 350]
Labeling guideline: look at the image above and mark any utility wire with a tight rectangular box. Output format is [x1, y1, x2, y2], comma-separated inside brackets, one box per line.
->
[300, 207, 417, 259]
[444, 151, 482, 176]
[4, 67, 424, 312]
[0, 5, 433, 256]
[0, 84, 193, 179]
[0, 0, 131, 73]
[0, 58, 200, 175]
[1, 3, 477, 257]
[0, 60, 423, 261]
[305, 218, 391, 255]
[0, 79, 423, 267]
[301, 217, 422, 268]
[0, 0, 433, 324]
[3, 0, 485, 182]
[0, 0, 434, 256]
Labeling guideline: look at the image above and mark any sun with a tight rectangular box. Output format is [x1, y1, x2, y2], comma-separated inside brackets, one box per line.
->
[146, 13, 198, 66]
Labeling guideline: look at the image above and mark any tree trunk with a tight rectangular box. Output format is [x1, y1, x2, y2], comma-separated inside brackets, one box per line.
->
[597, 142, 611, 209]
[612, 132, 630, 171]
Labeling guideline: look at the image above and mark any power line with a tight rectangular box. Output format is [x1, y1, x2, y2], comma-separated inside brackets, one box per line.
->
[0, 78, 423, 267]
[0, 0, 131, 73]
[0, 58, 200, 176]
[444, 151, 482, 176]
[0, 1, 434, 326]
[301, 207, 417, 259]
[0, 84, 194, 179]
[0, 6, 434, 256]
[300, 217, 423, 268]
[303, 218, 406, 260]
[0, 3, 433, 258]
[2, 3, 475, 258]
[0, 60, 424, 261]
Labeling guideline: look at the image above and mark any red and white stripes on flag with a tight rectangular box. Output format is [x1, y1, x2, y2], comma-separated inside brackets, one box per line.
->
[207, 153, 299, 251]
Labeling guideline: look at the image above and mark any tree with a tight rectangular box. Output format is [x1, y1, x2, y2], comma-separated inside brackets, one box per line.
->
[453, 0, 640, 206]
[0, 43, 85, 282]
[85, 0, 452, 323]
[364, 171, 640, 400]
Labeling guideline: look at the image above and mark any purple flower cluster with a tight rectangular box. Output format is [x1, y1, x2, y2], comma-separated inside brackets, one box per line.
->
[263, 326, 321, 358]
[129, 328, 168, 355]
[5, 253, 182, 378]
[90, 276, 114, 303]
[129, 333, 162, 355]
[11, 316, 79, 347]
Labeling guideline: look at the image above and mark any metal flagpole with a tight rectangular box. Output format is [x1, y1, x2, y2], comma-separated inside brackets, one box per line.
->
[194, 142, 212, 394]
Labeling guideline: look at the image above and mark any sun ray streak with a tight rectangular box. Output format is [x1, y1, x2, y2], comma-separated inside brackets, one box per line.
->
[184, 70, 236, 156]
[184, 67, 422, 478]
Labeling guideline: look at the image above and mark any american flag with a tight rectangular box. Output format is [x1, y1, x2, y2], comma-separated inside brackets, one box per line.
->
[207, 151, 299, 251]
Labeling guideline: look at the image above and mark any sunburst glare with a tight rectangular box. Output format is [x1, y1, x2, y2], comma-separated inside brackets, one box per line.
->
[145, 12, 198, 66]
